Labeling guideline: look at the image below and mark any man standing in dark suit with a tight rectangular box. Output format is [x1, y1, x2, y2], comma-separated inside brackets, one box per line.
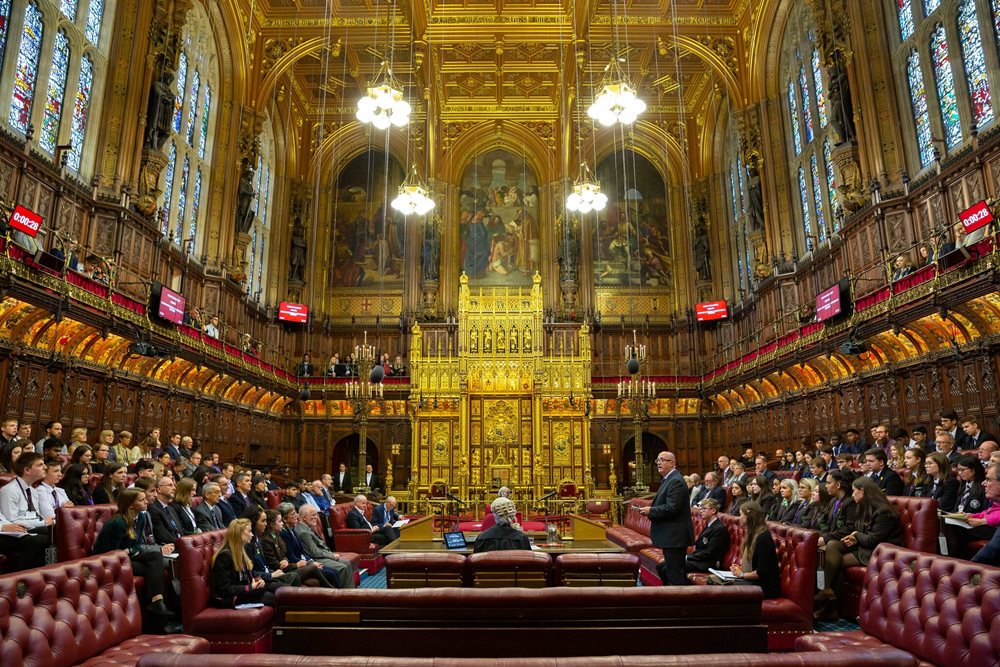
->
[639, 451, 694, 585]
[361, 464, 383, 497]
[864, 448, 904, 496]
[333, 463, 352, 495]
[685, 499, 730, 573]
[148, 476, 183, 545]
[194, 482, 227, 532]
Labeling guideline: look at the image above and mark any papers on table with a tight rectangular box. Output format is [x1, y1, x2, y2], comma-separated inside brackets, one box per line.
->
[708, 568, 738, 580]
[235, 603, 264, 609]
[392, 519, 410, 528]
[944, 517, 972, 529]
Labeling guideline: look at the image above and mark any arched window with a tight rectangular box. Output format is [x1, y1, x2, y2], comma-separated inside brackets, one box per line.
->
[891, 0, 998, 171]
[247, 118, 275, 302]
[157, 3, 217, 255]
[781, 5, 837, 254]
[1, 0, 110, 174]
[722, 114, 753, 296]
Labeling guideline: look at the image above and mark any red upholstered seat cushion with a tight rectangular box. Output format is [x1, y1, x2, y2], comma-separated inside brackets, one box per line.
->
[77, 635, 210, 666]
[605, 527, 652, 553]
[186, 607, 275, 635]
[55, 504, 118, 561]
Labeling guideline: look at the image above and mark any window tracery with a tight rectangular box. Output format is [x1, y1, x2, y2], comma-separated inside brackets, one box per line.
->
[246, 118, 275, 302]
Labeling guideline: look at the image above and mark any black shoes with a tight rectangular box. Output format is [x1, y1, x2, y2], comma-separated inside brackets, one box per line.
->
[145, 599, 173, 618]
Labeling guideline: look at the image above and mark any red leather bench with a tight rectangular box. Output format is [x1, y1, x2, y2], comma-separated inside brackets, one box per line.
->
[385, 552, 467, 588]
[137, 649, 919, 667]
[175, 530, 275, 653]
[555, 553, 639, 586]
[467, 550, 552, 587]
[0, 551, 208, 665]
[838, 496, 939, 618]
[328, 501, 385, 574]
[796, 544, 1000, 667]
[271, 585, 768, 657]
[55, 503, 118, 561]
[605, 498, 652, 553]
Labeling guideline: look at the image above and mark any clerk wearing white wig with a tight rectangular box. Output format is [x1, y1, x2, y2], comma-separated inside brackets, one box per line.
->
[473, 497, 531, 552]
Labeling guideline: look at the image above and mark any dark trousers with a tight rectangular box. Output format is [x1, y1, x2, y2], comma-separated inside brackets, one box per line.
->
[130, 550, 167, 599]
[657, 547, 687, 585]
[370, 530, 393, 546]
[0, 533, 48, 572]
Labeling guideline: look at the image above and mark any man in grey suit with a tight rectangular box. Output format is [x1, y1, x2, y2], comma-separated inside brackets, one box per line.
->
[639, 451, 694, 585]
[194, 482, 226, 532]
[295, 505, 355, 588]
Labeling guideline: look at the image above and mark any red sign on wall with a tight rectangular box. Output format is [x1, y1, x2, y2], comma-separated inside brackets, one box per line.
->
[959, 200, 994, 234]
[9, 205, 42, 237]
[695, 300, 729, 321]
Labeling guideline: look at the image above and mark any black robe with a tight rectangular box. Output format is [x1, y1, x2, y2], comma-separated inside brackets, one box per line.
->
[472, 523, 531, 552]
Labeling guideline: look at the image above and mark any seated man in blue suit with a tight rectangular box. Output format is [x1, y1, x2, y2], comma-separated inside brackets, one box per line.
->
[371, 495, 402, 542]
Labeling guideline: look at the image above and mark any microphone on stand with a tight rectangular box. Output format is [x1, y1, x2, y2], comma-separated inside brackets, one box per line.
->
[445, 492, 466, 507]
[537, 491, 558, 544]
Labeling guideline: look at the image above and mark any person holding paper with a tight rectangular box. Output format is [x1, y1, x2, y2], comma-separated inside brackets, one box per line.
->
[724, 501, 779, 599]
[211, 518, 275, 608]
[638, 451, 694, 586]
[372, 495, 402, 542]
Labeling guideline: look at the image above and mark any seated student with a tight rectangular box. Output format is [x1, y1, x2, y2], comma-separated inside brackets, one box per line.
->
[747, 476, 776, 518]
[245, 506, 299, 587]
[60, 463, 94, 506]
[923, 452, 959, 512]
[0, 453, 55, 556]
[171, 478, 200, 535]
[473, 496, 531, 553]
[815, 476, 903, 621]
[210, 519, 276, 608]
[721, 501, 780, 599]
[864, 448, 905, 496]
[725, 479, 749, 515]
[260, 509, 333, 588]
[794, 478, 827, 529]
[817, 468, 858, 547]
[773, 479, 806, 524]
[283, 479, 306, 510]
[955, 455, 987, 513]
[0, 441, 22, 474]
[93, 489, 175, 620]
[685, 499, 730, 573]
[92, 462, 128, 505]
[902, 447, 930, 496]
[278, 503, 354, 589]
[248, 475, 270, 512]
[38, 459, 73, 520]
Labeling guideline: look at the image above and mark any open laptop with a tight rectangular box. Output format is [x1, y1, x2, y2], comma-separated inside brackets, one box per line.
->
[443, 531, 467, 549]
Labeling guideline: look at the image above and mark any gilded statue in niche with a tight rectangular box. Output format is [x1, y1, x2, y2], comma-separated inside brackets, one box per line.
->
[470, 326, 479, 353]
[523, 325, 532, 353]
[496, 326, 506, 353]
[483, 326, 493, 354]
[459, 149, 540, 286]
[594, 150, 671, 287]
[328, 150, 406, 288]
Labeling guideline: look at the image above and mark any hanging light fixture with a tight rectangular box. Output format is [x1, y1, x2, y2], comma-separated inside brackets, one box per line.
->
[356, 62, 411, 129]
[587, 58, 645, 127]
[391, 165, 435, 216]
[565, 161, 608, 213]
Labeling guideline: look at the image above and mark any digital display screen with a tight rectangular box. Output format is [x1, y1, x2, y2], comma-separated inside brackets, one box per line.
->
[156, 286, 186, 325]
[815, 283, 843, 322]
[695, 300, 729, 322]
[278, 302, 309, 323]
[443, 532, 467, 549]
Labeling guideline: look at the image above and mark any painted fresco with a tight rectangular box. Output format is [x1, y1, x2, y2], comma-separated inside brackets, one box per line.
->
[328, 151, 407, 288]
[458, 149, 540, 286]
[593, 150, 672, 287]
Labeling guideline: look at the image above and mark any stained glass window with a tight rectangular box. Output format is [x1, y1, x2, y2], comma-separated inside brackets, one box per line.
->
[811, 153, 827, 243]
[898, 0, 915, 40]
[256, 228, 265, 297]
[9, 2, 43, 134]
[799, 167, 813, 251]
[812, 49, 828, 128]
[175, 156, 189, 243]
[67, 54, 93, 172]
[800, 65, 814, 143]
[162, 143, 176, 236]
[924, 0, 941, 15]
[958, 0, 993, 128]
[729, 168, 739, 221]
[994, 0, 1000, 44]
[85, 0, 104, 45]
[930, 25, 962, 149]
[248, 228, 257, 295]
[40, 31, 70, 155]
[186, 69, 199, 146]
[188, 168, 201, 246]
[60, 0, 77, 20]
[823, 139, 838, 226]
[0, 0, 11, 75]
[198, 84, 210, 158]
[173, 51, 187, 133]
[907, 50, 934, 166]
[788, 81, 802, 154]
[261, 167, 271, 226]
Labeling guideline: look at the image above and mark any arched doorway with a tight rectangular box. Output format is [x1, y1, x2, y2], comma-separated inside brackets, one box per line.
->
[332, 434, 379, 479]
[622, 432, 666, 492]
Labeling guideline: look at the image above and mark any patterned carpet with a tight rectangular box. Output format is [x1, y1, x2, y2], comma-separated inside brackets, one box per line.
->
[359, 568, 386, 589]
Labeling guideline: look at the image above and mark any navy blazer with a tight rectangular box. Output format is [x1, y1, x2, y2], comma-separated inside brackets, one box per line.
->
[648, 470, 694, 550]
[147, 499, 183, 545]
[371, 503, 398, 528]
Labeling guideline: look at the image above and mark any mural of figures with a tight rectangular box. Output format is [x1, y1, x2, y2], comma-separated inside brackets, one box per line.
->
[459, 150, 540, 286]
[593, 150, 672, 288]
[327, 151, 407, 288]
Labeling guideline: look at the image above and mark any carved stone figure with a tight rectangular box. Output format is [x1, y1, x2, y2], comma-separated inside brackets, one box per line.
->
[693, 219, 711, 281]
[746, 162, 765, 232]
[236, 162, 256, 234]
[289, 224, 307, 282]
[828, 58, 856, 144]
[422, 218, 440, 281]
[557, 221, 579, 283]
[144, 70, 175, 150]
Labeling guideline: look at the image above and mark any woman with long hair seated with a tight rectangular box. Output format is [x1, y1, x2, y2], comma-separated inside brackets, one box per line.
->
[60, 463, 94, 506]
[93, 488, 175, 620]
[67, 427, 88, 456]
[473, 496, 530, 552]
[245, 506, 299, 587]
[923, 451, 959, 512]
[249, 475, 270, 510]
[70, 444, 94, 467]
[260, 508, 333, 588]
[171, 477, 200, 535]
[726, 479, 749, 515]
[902, 447, 929, 496]
[772, 479, 802, 523]
[131, 436, 156, 462]
[887, 441, 907, 470]
[796, 478, 830, 530]
[815, 476, 903, 620]
[747, 476, 776, 517]
[725, 501, 780, 599]
[92, 462, 128, 505]
[211, 518, 276, 608]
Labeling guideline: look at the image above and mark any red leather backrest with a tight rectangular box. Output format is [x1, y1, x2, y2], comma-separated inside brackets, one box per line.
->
[860, 544, 1000, 667]
[690, 508, 706, 537]
[719, 513, 745, 568]
[330, 501, 371, 531]
[768, 522, 818, 613]
[887, 496, 939, 553]
[623, 499, 651, 534]
[467, 551, 553, 571]
[190, 496, 203, 509]
[176, 529, 226, 627]
[266, 490, 284, 509]
[0, 473, 14, 489]
[55, 504, 117, 561]
[0, 551, 141, 666]
[774, 470, 802, 481]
